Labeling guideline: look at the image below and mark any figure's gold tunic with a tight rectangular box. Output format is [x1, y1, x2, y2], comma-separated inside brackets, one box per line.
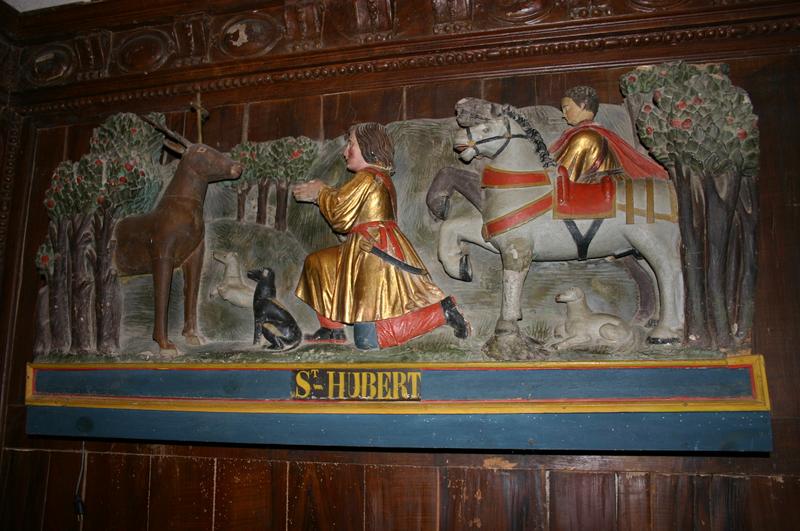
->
[295, 168, 445, 323]
[554, 128, 622, 182]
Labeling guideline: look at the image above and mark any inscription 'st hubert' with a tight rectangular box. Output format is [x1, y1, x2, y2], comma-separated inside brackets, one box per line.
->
[114, 127, 243, 352]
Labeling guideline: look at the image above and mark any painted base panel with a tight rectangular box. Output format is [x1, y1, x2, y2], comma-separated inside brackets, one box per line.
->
[25, 355, 772, 451]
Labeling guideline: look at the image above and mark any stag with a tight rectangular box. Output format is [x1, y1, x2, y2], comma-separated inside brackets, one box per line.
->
[114, 118, 243, 352]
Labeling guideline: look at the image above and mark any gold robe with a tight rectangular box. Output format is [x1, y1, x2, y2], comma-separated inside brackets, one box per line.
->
[553, 128, 622, 183]
[295, 168, 445, 323]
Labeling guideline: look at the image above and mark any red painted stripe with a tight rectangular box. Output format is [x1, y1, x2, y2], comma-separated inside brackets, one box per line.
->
[482, 167, 550, 187]
[484, 194, 553, 238]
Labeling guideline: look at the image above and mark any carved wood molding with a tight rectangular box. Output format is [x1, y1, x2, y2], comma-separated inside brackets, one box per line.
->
[15, 10, 800, 116]
[7, 0, 796, 94]
[0, 108, 22, 286]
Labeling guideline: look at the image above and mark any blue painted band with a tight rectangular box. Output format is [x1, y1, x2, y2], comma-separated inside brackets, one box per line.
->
[33, 365, 755, 401]
[26, 406, 772, 452]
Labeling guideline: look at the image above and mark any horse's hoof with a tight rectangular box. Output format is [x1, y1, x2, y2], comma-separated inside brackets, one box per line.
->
[647, 336, 680, 345]
[183, 334, 206, 346]
[458, 255, 473, 282]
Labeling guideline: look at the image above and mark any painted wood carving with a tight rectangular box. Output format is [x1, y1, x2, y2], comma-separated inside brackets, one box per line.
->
[26, 62, 770, 451]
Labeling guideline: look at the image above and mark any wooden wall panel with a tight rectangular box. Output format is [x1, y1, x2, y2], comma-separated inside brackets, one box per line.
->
[0, 449, 48, 531]
[440, 466, 547, 531]
[550, 471, 616, 531]
[3, 1, 800, 530]
[248, 96, 324, 142]
[83, 453, 150, 531]
[287, 462, 364, 531]
[365, 465, 439, 531]
[322, 88, 404, 138]
[214, 458, 287, 531]
[404, 79, 482, 120]
[148, 456, 215, 531]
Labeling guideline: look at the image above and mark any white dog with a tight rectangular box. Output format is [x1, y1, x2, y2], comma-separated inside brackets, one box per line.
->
[211, 250, 255, 308]
[552, 287, 638, 353]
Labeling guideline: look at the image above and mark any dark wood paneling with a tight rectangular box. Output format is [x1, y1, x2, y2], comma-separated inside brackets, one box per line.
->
[365, 465, 438, 531]
[287, 462, 364, 531]
[42, 451, 82, 531]
[550, 471, 616, 531]
[248, 96, 324, 142]
[322, 88, 404, 138]
[148, 456, 214, 531]
[214, 458, 287, 531]
[65, 123, 98, 162]
[440, 466, 546, 531]
[185, 103, 245, 151]
[83, 453, 150, 531]
[0, 449, 48, 531]
[652, 474, 695, 531]
[404, 79, 481, 120]
[618, 472, 651, 531]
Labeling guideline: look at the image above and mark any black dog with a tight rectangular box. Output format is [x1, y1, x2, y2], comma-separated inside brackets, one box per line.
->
[247, 268, 301, 351]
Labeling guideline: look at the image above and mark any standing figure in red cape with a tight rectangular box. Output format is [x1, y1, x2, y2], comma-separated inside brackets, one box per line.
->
[551, 85, 669, 182]
[293, 122, 470, 350]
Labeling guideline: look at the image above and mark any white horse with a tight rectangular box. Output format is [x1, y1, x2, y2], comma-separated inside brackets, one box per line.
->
[440, 98, 683, 359]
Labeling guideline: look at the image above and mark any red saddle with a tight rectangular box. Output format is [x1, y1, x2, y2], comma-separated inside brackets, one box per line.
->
[554, 166, 616, 219]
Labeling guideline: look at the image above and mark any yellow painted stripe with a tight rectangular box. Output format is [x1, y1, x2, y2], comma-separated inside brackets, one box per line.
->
[25, 395, 769, 415]
[27, 353, 761, 372]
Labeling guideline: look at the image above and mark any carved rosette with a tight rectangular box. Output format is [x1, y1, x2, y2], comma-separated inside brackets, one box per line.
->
[213, 12, 283, 59]
[114, 29, 176, 74]
[284, 0, 325, 51]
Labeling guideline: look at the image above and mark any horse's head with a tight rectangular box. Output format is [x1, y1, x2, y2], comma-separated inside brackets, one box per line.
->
[452, 98, 555, 169]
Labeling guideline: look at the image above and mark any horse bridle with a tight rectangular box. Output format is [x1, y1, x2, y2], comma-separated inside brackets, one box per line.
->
[463, 116, 528, 159]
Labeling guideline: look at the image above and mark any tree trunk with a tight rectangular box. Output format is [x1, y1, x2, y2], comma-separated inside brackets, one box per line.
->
[732, 174, 758, 345]
[672, 161, 711, 348]
[256, 178, 272, 225]
[275, 180, 289, 231]
[236, 184, 252, 222]
[33, 282, 51, 357]
[94, 209, 121, 354]
[704, 167, 742, 349]
[49, 219, 71, 353]
[70, 214, 96, 354]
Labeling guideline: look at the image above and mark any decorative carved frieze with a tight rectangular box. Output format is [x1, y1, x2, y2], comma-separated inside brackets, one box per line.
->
[485, 0, 551, 24]
[114, 29, 176, 74]
[352, 0, 396, 43]
[172, 14, 210, 67]
[628, 0, 690, 10]
[0, 108, 22, 287]
[73, 31, 110, 81]
[213, 11, 283, 59]
[558, 0, 614, 19]
[432, 0, 473, 34]
[22, 43, 77, 86]
[17, 14, 800, 116]
[285, 0, 324, 51]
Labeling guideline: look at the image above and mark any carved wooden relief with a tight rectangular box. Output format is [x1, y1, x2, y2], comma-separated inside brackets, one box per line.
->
[285, 0, 325, 51]
[486, 0, 551, 24]
[114, 29, 175, 74]
[627, 0, 689, 9]
[22, 43, 76, 86]
[214, 12, 283, 59]
[73, 31, 110, 81]
[560, 0, 614, 19]
[352, 0, 396, 42]
[172, 14, 210, 67]
[0, 37, 20, 92]
[432, 0, 473, 33]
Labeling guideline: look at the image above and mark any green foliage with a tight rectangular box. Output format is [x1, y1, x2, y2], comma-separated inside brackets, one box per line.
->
[35, 240, 55, 276]
[90, 112, 165, 164]
[44, 113, 166, 221]
[265, 136, 320, 183]
[228, 141, 271, 187]
[620, 62, 759, 177]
